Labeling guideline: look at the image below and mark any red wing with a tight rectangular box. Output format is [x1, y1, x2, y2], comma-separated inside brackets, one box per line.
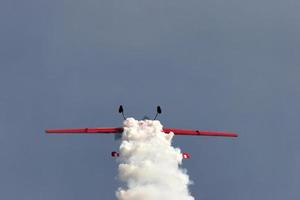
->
[45, 127, 123, 134]
[45, 127, 238, 137]
[163, 128, 238, 137]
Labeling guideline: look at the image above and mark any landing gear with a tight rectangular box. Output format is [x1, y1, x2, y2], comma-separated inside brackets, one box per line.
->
[118, 105, 126, 120]
[153, 106, 162, 120]
[118, 105, 162, 120]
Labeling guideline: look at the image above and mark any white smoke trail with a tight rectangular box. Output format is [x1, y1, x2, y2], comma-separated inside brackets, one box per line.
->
[116, 118, 194, 200]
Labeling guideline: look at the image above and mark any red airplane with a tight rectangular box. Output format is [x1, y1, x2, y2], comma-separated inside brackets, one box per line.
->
[45, 105, 238, 159]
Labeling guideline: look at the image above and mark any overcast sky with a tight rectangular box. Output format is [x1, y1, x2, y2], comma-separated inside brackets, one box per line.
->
[0, 0, 300, 199]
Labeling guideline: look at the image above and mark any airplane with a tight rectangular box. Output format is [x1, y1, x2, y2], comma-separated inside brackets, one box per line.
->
[45, 105, 238, 159]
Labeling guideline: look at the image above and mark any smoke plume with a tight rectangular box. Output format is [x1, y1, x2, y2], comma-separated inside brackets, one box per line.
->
[116, 118, 194, 200]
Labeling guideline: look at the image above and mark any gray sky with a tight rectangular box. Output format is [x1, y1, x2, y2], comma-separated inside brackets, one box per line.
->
[0, 0, 300, 199]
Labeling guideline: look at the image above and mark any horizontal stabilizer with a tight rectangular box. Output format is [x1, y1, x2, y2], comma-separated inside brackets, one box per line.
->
[182, 152, 191, 159]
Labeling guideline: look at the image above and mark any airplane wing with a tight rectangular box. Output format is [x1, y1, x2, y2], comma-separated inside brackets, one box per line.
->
[45, 127, 238, 137]
[45, 127, 123, 134]
[163, 128, 238, 137]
